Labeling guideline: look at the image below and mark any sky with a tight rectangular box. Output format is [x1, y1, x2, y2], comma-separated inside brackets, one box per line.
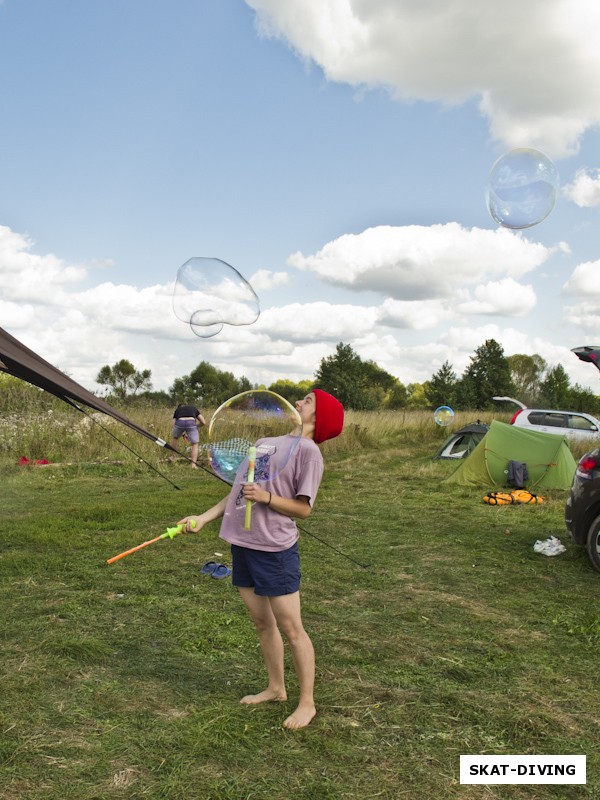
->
[2, 0, 600, 399]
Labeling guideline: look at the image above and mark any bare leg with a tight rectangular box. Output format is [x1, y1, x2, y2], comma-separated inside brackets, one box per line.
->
[238, 587, 287, 703]
[190, 442, 199, 468]
[169, 438, 179, 461]
[269, 593, 317, 729]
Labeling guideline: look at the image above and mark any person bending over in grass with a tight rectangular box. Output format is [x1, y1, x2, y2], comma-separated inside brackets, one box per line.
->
[178, 389, 344, 730]
[170, 402, 206, 468]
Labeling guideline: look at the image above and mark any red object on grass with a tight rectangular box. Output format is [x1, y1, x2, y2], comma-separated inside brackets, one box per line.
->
[18, 456, 50, 466]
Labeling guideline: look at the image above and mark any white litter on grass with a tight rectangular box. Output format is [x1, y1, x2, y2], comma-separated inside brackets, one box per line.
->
[533, 536, 566, 556]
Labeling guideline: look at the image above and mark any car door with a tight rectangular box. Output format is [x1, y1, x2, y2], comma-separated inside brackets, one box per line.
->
[537, 412, 570, 436]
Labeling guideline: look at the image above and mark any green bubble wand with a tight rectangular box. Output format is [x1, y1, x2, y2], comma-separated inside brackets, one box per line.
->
[106, 520, 195, 565]
[244, 445, 257, 530]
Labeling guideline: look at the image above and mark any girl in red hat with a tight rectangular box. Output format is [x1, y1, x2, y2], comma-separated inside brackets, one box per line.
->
[178, 389, 344, 729]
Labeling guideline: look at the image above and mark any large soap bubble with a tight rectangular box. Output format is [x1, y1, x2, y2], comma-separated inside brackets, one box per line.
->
[172, 257, 260, 338]
[434, 406, 455, 427]
[207, 390, 302, 484]
[486, 148, 559, 229]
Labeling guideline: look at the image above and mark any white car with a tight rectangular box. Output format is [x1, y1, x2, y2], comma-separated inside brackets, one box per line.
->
[510, 408, 600, 440]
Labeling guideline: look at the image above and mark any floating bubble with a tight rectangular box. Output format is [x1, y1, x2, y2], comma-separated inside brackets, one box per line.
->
[172, 257, 260, 339]
[207, 390, 302, 484]
[189, 309, 223, 338]
[486, 148, 559, 229]
[434, 406, 455, 427]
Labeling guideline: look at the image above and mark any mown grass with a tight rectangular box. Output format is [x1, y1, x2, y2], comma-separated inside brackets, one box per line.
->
[1, 409, 599, 799]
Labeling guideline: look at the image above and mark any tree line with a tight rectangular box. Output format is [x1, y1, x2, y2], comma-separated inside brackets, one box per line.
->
[426, 340, 600, 415]
[2, 339, 598, 414]
[91, 339, 600, 415]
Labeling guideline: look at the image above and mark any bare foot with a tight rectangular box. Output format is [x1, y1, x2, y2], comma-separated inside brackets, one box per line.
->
[283, 704, 317, 730]
[240, 688, 287, 705]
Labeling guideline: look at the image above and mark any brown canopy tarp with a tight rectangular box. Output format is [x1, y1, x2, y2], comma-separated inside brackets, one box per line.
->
[0, 325, 172, 451]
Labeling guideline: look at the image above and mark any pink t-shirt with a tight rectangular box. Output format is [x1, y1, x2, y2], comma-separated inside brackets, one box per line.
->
[219, 435, 324, 552]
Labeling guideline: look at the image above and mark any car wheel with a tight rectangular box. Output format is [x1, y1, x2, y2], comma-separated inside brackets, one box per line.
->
[586, 515, 600, 574]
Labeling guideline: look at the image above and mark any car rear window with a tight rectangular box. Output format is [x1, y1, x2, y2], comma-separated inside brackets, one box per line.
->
[569, 415, 597, 431]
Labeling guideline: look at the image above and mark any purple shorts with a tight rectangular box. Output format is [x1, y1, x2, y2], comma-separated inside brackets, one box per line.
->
[231, 542, 300, 596]
[171, 418, 199, 443]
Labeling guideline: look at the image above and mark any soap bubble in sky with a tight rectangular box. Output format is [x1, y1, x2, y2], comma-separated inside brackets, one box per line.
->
[172, 257, 260, 338]
[486, 148, 559, 229]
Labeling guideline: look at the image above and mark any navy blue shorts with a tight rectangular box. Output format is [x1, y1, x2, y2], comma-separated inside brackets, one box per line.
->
[231, 542, 301, 597]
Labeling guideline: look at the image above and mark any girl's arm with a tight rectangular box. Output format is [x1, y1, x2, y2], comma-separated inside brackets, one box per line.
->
[242, 483, 312, 520]
[178, 495, 228, 532]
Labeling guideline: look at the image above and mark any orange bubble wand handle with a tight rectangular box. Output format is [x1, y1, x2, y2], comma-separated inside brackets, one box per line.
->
[106, 522, 193, 565]
[244, 445, 257, 531]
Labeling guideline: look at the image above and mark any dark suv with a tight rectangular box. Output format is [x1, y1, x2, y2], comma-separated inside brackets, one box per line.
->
[565, 449, 600, 573]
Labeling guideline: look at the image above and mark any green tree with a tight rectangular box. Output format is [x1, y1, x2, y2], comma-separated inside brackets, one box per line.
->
[456, 339, 514, 410]
[314, 342, 399, 410]
[568, 383, 600, 415]
[169, 361, 252, 407]
[507, 353, 547, 406]
[268, 379, 313, 404]
[362, 359, 399, 410]
[137, 389, 172, 405]
[539, 364, 571, 408]
[406, 382, 428, 409]
[425, 361, 458, 409]
[96, 359, 152, 401]
[385, 380, 409, 409]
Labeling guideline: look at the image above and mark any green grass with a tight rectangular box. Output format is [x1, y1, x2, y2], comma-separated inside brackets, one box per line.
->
[1, 414, 599, 799]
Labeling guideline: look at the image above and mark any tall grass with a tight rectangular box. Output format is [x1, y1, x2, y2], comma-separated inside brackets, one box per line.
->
[0, 404, 512, 467]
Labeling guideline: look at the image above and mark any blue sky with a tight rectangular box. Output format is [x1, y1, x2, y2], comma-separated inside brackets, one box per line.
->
[2, 0, 600, 398]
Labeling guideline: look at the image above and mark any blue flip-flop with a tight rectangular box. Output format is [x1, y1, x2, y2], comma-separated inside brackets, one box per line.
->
[200, 561, 219, 575]
[211, 564, 231, 580]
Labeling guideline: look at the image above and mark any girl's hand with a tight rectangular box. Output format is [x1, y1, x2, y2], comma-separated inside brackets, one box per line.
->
[177, 515, 204, 533]
[242, 483, 271, 505]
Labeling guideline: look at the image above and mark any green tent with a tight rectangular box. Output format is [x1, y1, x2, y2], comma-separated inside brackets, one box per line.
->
[443, 420, 576, 490]
[433, 421, 489, 460]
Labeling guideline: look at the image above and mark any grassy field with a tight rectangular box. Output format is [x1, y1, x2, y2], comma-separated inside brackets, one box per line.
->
[1, 408, 599, 799]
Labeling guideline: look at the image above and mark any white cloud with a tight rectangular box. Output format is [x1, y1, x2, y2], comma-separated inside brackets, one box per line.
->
[0, 221, 593, 393]
[0, 225, 86, 305]
[77, 281, 178, 335]
[249, 269, 291, 290]
[255, 301, 378, 342]
[563, 260, 600, 296]
[289, 223, 556, 300]
[563, 300, 600, 336]
[562, 263, 600, 346]
[563, 168, 600, 207]
[0, 299, 38, 330]
[439, 324, 595, 388]
[454, 278, 537, 316]
[246, 0, 600, 156]
[376, 298, 453, 330]
[1, 225, 376, 388]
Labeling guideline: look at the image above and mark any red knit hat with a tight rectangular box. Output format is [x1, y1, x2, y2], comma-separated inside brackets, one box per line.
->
[312, 389, 345, 444]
